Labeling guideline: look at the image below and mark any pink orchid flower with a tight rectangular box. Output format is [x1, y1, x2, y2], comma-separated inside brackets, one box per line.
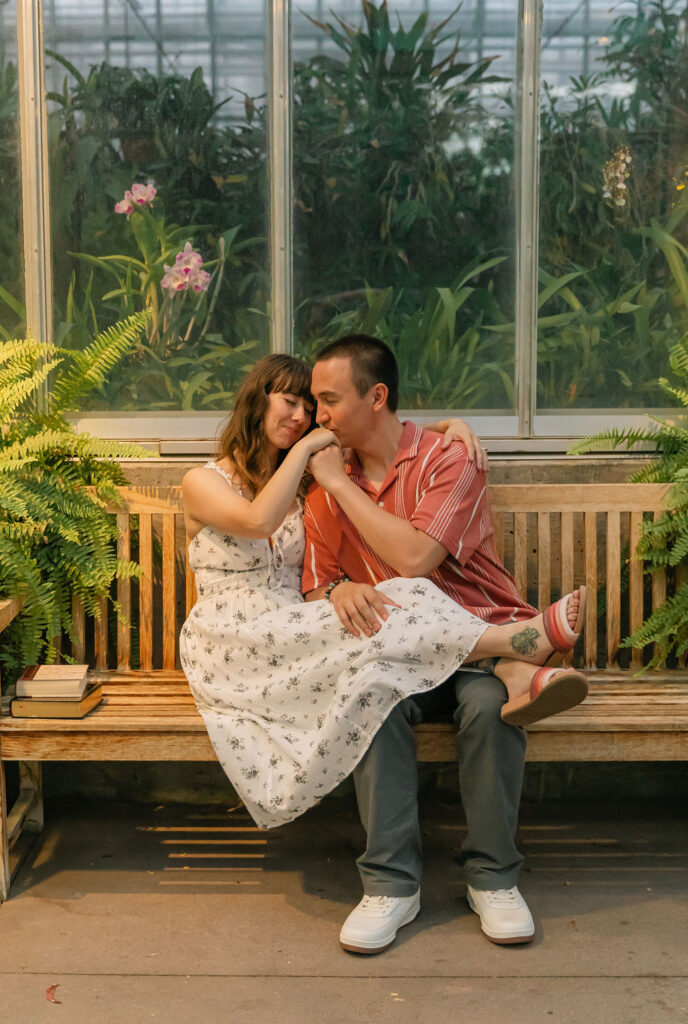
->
[114, 182, 157, 216]
[162, 243, 210, 294]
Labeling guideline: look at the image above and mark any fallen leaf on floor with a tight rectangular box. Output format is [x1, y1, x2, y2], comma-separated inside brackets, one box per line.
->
[568, 920, 577, 927]
[46, 984, 61, 1004]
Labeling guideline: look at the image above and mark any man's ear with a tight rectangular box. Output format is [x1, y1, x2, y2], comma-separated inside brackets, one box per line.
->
[370, 382, 389, 412]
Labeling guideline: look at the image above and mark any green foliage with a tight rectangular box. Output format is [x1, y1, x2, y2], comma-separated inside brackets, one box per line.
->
[2, 1, 688, 411]
[45, 52, 269, 408]
[0, 313, 156, 684]
[64, 193, 267, 409]
[535, 0, 688, 408]
[571, 331, 688, 668]
[298, 254, 513, 408]
[292, 0, 510, 318]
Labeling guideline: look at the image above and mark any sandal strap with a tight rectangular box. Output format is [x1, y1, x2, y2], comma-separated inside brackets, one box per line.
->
[530, 666, 559, 699]
[543, 594, 579, 654]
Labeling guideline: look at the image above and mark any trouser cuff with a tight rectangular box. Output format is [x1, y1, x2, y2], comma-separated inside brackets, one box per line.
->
[463, 866, 522, 891]
[362, 881, 420, 898]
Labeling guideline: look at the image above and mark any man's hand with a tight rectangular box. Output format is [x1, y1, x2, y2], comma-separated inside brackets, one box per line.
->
[308, 444, 349, 492]
[330, 581, 401, 638]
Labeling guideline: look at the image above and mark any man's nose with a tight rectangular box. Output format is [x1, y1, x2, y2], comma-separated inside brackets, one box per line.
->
[316, 405, 328, 425]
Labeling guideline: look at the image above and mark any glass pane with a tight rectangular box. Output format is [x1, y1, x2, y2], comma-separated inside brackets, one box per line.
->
[44, 0, 269, 410]
[0, 2, 24, 341]
[537, 0, 686, 410]
[292, 1, 518, 412]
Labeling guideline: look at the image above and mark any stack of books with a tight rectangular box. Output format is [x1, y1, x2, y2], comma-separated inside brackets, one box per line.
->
[10, 665, 102, 718]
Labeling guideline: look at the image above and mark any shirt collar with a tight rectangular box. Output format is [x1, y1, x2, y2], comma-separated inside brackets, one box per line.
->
[345, 420, 420, 489]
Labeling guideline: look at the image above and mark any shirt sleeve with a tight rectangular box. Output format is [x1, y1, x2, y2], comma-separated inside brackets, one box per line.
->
[409, 446, 493, 567]
[301, 488, 343, 594]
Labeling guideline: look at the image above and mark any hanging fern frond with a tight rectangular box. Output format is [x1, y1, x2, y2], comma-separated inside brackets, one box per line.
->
[0, 314, 156, 683]
[53, 311, 150, 411]
[571, 335, 688, 668]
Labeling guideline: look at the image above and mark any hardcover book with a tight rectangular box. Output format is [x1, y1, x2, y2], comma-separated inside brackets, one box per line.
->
[10, 683, 103, 719]
[16, 664, 89, 698]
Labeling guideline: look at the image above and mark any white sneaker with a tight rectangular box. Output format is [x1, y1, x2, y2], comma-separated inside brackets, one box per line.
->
[466, 885, 534, 944]
[339, 890, 420, 954]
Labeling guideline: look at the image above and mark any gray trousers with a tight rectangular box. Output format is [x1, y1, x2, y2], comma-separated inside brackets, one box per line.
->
[352, 670, 527, 895]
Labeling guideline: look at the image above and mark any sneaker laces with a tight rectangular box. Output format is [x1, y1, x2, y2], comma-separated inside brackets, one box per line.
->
[480, 887, 521, 907]
[359, 895, 395, 912]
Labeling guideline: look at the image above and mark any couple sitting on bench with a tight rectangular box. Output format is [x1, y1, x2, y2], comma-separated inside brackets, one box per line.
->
[180, 335, 587, 952]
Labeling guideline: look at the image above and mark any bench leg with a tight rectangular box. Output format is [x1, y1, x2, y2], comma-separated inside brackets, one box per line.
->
[0, 761, 44, 903]
[18, 762, 43, 834]
[0, 758, 9, 902]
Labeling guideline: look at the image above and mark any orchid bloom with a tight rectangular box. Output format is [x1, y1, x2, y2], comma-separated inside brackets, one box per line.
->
[114, 196, 134, 215]
[130, 182, 157, 206]
[161, 242, 211, 295]
[161, 263, 189, 293]
[114, 182, 157, 216]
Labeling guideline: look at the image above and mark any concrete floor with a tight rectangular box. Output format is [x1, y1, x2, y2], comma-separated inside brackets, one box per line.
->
[1, 794, 687, 1024]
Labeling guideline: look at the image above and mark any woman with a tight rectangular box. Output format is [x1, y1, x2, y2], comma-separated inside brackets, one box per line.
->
[180, 355, 585, 829]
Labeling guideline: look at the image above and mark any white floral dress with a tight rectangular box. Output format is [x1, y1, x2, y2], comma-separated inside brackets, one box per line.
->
[179, 462, 487, 829]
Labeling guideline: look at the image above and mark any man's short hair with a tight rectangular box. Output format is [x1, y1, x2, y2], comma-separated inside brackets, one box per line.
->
[315, 334, 399, 412]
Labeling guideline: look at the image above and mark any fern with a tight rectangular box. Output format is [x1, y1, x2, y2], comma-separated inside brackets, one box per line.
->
[0, 313, 156, 684]
[572, 335, 688, 669]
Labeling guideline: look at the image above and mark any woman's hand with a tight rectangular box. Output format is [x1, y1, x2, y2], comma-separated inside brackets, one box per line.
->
[308, 444, 348, 492]
[299, 428, 338, 456]
[440, 418, 488, 472]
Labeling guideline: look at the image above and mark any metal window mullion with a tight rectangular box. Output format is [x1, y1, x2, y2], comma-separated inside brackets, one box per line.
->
[17, 0, 53, 363]
[268, 0, 293, 354]
[514, 0, 542, 438]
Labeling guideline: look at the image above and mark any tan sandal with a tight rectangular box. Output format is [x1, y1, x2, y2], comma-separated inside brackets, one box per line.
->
[501, 666, 588, 727]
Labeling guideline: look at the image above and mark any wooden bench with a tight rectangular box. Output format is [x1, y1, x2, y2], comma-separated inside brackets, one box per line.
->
[2, 482, 687, 900]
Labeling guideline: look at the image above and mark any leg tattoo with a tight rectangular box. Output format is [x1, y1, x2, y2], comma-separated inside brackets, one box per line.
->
[509, 626, 540, 658]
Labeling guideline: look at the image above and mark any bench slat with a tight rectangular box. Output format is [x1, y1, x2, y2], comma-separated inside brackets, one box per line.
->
[652, 508, 667, 670]
[629, 511, 644, 673]
[538, 511, 550, 608]
[117, 512, 131, 671]
[162, 514, 176, 670]
[94, 596, 108, 671]
[513, 511, 527, 595]
[583, 511, 597, 669]
[71, 594, 85, 663]
[489, 483, 671, 512]
[606, 510, 621, 668]
[139, 514, 153, 671]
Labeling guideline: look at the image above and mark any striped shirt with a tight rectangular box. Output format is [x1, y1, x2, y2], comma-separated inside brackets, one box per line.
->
[302, 421, 536, 623]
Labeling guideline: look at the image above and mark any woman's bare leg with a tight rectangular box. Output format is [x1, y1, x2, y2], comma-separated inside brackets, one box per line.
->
[470, 590, 581, 666]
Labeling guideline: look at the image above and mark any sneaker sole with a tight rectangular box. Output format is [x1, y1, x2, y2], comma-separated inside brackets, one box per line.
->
[466, 891, 534, 945]
[339, 902, 420, 955]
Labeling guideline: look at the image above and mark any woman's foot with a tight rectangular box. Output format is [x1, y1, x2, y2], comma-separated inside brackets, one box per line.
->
[501, 587, 586, 666]
[497, 659, 589, 727]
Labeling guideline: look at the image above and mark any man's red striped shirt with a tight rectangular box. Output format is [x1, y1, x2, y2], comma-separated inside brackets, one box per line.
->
[302, 421, 536, 624]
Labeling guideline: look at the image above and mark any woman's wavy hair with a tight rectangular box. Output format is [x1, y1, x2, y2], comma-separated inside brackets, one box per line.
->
[216, 354, 314, 497]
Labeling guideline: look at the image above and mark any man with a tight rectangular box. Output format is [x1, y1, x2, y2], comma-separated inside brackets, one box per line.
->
[302, 334, 539, 953]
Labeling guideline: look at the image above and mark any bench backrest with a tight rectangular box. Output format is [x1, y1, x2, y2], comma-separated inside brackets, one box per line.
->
[69, 483, 678, 673]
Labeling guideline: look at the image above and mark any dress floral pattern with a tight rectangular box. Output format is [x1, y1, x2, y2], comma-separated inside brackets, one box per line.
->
[179, 462, 488, 829]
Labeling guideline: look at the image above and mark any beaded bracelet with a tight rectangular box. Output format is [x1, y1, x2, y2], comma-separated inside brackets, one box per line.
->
[324, 575, 349, 601]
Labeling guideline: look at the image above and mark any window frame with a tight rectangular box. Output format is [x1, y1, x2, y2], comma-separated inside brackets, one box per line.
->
[16, 0, 665, 451]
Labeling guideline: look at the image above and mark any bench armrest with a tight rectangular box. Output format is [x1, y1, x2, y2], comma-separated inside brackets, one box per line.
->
[0, 597, 24, 635]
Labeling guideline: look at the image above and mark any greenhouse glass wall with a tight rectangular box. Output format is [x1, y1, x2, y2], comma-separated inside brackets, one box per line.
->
[3, 0, 686, 448]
